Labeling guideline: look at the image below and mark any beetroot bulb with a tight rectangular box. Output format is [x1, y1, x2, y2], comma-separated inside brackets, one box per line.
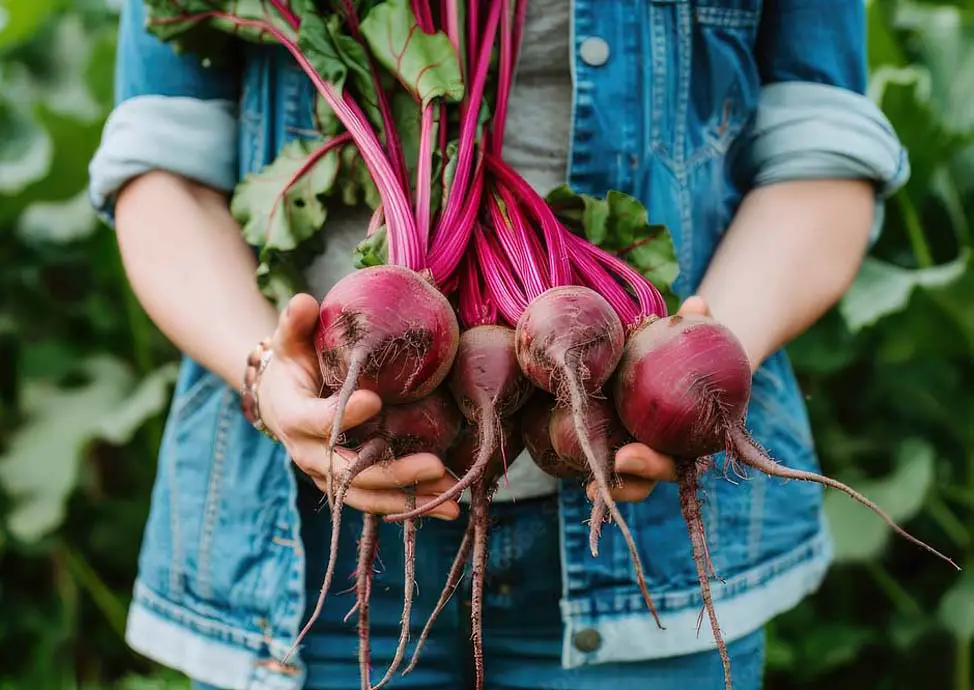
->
[522, 392, 582, 480]
[384, 323, 534, 521]
[315, 264, 460, 495]
[612, 312, 962, 690]
[286, 388, 462, 676]
[613, 313, 961, 567]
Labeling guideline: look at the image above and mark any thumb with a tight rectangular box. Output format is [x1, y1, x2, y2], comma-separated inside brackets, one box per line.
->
[678, 295, 710, 318]
[274, 293, 320, 359]
[292, 388, 382, 438]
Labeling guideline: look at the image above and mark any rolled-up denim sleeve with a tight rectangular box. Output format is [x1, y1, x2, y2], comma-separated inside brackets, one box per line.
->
[88, 0, 240, 225]
[739, 0, 909, 244]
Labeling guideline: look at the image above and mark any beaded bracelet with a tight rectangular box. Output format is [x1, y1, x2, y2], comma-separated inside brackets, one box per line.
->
[240, 337, 279, 442]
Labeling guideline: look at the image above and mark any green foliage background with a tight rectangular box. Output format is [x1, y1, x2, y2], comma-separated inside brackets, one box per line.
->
[1, 1, 972, 688]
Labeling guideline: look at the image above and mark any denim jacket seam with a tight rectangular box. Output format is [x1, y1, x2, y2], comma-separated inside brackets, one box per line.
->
[197, 387, 235, 600]
[747, 473, 767, 563]
[562, 528, 829, 617]
[134, 581, 266, 649]
[166, 427, 185, 598]
[703, 470, 721, 566]
[650, 6, 666, 157]
[673, 3, 691, 168]
[694, 6, 759, 28]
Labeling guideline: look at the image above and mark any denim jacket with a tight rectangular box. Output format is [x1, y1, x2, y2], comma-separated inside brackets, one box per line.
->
[88, 1, 909, 688]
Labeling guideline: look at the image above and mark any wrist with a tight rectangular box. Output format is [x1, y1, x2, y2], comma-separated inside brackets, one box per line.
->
[697, 300, 767, 375]
[240, 337, 279, 442]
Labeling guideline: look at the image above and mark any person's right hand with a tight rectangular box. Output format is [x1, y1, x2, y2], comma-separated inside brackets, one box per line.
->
[254, 293, 460, 520]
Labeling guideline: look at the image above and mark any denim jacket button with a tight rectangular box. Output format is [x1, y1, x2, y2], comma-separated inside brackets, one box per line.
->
[579, 37, 610, 67]
[572, 628, 602, 652]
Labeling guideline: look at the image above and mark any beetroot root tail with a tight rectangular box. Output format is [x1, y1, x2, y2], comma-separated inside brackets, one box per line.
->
[588, 495, 607, 557]
[326, 350, 368, 509]
[371, 500, 417, 690]
[357, 514, 380, 690]
[728, 424, 960, 571]
[285, 437, 389, 663]
[384, 410, 499, 522]
[564, 373, 663, 629]
[403, 518, 475, 676]
[677, 460, 730, 690]
[470, 483, 489, 690]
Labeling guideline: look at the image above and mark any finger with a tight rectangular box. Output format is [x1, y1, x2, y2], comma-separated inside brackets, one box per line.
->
[350, 452, 448, 490]
[273, 293, 320, 359]
[415, 474, 460, 495]
[678, 295, 710, 317]
[615, 442, 679, 482]
[291, 390, 382, 438]
[586, 475, 658, 503]
[338, 486, 461, 520]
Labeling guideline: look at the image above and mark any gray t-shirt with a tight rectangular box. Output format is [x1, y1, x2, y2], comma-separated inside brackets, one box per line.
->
[305, 0, 571, 501]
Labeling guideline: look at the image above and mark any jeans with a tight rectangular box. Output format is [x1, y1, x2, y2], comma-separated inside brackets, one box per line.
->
[193, 480, 766, 690]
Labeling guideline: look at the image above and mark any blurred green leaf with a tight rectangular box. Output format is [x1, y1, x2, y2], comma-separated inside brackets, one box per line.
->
[0, 100, 53, 194]
[796, 624, 877, 676]
[92, 363, 178, 445]
[17, 189, 98, 244]
[938, 573, 974, 641]
[0, 356, 134, 543]
[839, 250, 969, 332]
[825, 438, 936, 563]
[0, 0, 64, 49]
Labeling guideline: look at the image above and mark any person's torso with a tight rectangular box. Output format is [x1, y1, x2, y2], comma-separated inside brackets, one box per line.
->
[142, 0, 826, 658]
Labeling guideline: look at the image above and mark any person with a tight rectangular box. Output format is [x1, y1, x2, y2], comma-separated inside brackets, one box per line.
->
[88, 0, 908, 688]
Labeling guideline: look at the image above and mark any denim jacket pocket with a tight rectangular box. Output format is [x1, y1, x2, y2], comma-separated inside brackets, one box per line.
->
[648, 0, 761, 169]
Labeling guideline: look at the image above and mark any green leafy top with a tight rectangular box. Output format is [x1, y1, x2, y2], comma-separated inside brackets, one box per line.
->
[546, 185, 681, 311]
[360, 0, 463, 106]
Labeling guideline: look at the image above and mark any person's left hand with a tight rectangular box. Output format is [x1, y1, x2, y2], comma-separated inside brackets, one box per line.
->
[584, 295, 711, 503]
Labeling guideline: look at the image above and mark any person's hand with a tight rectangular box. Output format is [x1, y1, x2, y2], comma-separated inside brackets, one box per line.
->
[585, 296, 711, 503]
[255, 293, 460, 519]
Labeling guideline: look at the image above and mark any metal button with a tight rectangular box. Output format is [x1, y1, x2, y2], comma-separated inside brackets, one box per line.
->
[572, 628, 602, 652]
[579, 36, 610, 67]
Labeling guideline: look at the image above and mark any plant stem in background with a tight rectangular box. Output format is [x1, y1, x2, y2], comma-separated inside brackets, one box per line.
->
[956, 636, 971, 690]
[865, 561, 923, 619]
[59, 540, 129, 640]
[896, 192, 934, 268]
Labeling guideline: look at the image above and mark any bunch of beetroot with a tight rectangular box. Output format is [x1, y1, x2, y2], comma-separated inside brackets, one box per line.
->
[145, 2, 960, 689]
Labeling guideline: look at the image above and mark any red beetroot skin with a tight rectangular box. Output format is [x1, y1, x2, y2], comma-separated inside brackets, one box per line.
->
[549, 396, 632, 468]
[522, 394, 580, 480]
[514, 286, 624, 397]
[383, 325, 533, 522]
[613, 314, 751, 458]
[315, 264, 460, 405]
[448, 417, 524, 489]
[449, 325, 534, 421]
[382, 386, 463, 457]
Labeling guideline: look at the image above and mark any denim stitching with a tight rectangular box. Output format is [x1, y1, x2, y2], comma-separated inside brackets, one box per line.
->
[134, 581, 266, 648]
[197, 387, 234, 599]
[747, 469, 766, 564]
[650, 3, 666, 158]
[618, 7, 641, 194]
[561, 529, 829, 616]
[703, 466, 721, 571]
[565, 0, 579, 187]
[166, 421, 184, 597]
[694, 7, 759, 28]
